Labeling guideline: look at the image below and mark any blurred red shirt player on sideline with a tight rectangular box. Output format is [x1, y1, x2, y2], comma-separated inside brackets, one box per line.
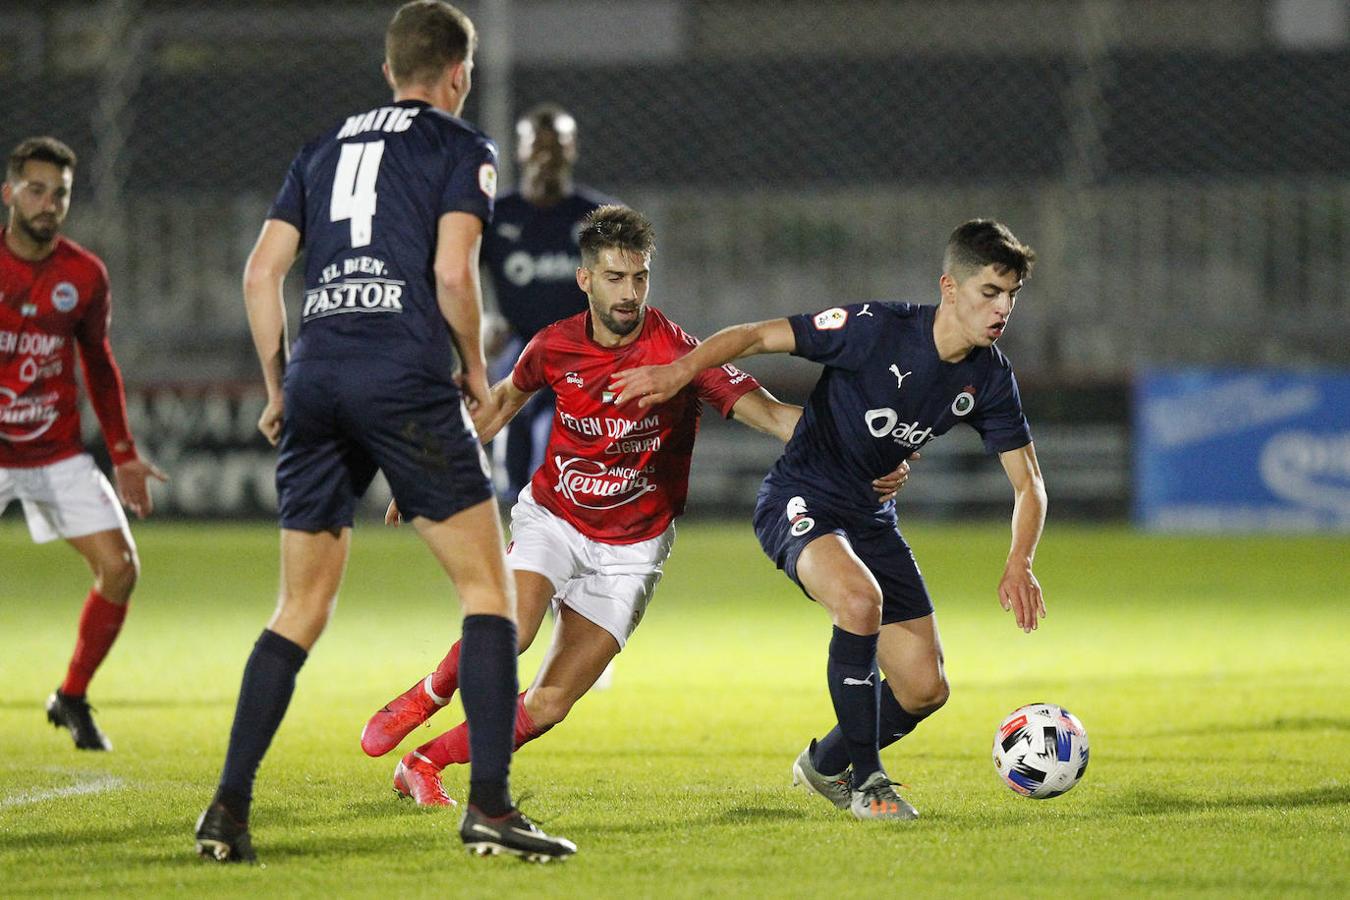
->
[0, 136, 166, 751]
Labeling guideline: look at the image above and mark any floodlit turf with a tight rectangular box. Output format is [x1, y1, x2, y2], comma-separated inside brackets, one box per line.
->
[2, 518, 1347, 897]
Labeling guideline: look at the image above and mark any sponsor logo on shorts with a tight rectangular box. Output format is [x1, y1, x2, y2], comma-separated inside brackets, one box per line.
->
[51, 282, 78, 313]
[813, 307, 848, 331]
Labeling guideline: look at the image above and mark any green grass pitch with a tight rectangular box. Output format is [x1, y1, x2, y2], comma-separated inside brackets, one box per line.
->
[2, 518, 1347, 897]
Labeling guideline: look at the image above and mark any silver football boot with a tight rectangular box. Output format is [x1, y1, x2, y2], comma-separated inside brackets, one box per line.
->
[849, 769, 920, 821]
[791, 740, 852, 810]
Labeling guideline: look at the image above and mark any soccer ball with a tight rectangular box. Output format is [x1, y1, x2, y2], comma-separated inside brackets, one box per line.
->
[992, 702, 1089, 799]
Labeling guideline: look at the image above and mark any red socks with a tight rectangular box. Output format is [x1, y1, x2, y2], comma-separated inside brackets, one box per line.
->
[415, 693, 544, 768]
[61, 590, 128, 697]
[427, 641, 462, 701]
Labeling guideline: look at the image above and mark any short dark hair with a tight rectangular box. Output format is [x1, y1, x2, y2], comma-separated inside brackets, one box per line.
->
[385, 1, 476, 88]
[7, 136, 77, 181]
[943, 219, 1036, 281]
[579, 205, 655, 266]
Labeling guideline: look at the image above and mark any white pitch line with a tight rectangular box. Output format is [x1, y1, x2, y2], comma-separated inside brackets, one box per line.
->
[1, 775, 126, 808]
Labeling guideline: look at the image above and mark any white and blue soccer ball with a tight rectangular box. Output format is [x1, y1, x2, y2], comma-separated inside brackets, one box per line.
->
[992, 702, 1089, 799]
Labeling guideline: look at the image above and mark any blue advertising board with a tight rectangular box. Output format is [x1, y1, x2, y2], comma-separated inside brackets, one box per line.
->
[1135, 370, 1350, 531]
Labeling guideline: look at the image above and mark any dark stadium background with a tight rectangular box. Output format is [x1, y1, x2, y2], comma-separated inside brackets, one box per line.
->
[2, 0, 1346, 526]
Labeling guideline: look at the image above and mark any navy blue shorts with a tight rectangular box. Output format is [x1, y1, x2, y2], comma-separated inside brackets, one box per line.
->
[753, 484, 934, 624]
[276, 358, 493, 531]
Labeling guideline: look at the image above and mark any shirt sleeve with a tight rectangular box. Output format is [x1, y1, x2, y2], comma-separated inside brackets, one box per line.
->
[266, 149, 306, 235]
[511, 328, 550, 393]
[967, 362, 1033, 454]
[74, 266, 137, 464]
[440, 136, 498, 224]
[693, 361, 761, 418]
[787, 303, 881, 372]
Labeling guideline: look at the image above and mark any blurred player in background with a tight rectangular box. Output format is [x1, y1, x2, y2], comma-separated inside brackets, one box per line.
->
[1, 136, 166, 752]
[193, 1, 574, 864]
[483, 103, 613, 498]
[612, 219, 1048, 821]
[362, 205, 916, 803]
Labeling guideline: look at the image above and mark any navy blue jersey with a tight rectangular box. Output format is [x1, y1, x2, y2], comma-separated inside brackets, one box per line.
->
[767, 302, 1032, 521]
[267, 100, 498, 379]
[483, 187, 612, 341]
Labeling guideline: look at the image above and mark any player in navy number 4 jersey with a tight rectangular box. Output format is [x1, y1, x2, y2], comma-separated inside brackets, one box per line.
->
[194, 1, 573, 863]
[613, 220, 1048, 821]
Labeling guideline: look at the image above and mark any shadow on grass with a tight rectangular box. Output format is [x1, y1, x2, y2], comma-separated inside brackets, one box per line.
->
[0, 698, 234, 712]
[1153, 716, 1350, 738]
[1095, 783, 1350, 817]
[717, 806, 805, 824]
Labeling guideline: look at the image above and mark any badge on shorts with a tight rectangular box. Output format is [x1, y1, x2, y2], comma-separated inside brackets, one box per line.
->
[51, 281, 79, 313]
[786, 495, 815, 536]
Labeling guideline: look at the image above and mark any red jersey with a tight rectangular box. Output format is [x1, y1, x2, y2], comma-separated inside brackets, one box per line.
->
[513, 307, 759, 543]
[0, 230, 135, 468]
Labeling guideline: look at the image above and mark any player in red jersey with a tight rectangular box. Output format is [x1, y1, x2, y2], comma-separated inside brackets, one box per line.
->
[1, 136, 166, 750]
[362, 205, 915, 803]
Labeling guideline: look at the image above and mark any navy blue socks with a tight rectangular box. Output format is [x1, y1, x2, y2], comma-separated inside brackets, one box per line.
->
[458, 613, 519, 817]
[216, 629, 308, 823]
[824, 626, 881, 788]
[812, 677, 934, 777]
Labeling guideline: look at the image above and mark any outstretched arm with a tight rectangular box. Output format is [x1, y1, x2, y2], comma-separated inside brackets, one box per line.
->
[997, 441, 1048, 633]
[473, 375, 536, 444]
[727, 387, 801, 442]
[610, 318, 796, 408]
[242, 218, 300, 446]
[726, 388, 918, 502]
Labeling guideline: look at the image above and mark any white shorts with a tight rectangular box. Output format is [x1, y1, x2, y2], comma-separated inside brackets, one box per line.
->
[507, 486, 674, 649]
[0, 453, 131, 544]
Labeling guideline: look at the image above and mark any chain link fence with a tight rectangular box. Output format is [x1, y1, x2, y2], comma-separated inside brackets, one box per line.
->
[3, 0, 1346, 380]
[2, 0, 1347, 517]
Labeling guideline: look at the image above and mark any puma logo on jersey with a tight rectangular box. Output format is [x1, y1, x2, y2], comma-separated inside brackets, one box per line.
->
[843, 674, 874, 687]
[889, 365, 912, 389]
[859, 303, 874, 317]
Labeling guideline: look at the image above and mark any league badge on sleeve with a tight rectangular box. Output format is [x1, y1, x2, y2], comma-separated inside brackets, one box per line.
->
[951, 385, 976, 416]
[813, 307, 848, 331]
[478, 163, 497, 199]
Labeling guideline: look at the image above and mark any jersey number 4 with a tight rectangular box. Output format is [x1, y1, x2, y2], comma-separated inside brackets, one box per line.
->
[330, 141, 384, 248]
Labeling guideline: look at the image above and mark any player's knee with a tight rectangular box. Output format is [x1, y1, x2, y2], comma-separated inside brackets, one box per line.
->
[525, 685, 576, 729]
[895, 677, 949, 715]
[832, 585, 882, 633]
[96, 549, 139, 601]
